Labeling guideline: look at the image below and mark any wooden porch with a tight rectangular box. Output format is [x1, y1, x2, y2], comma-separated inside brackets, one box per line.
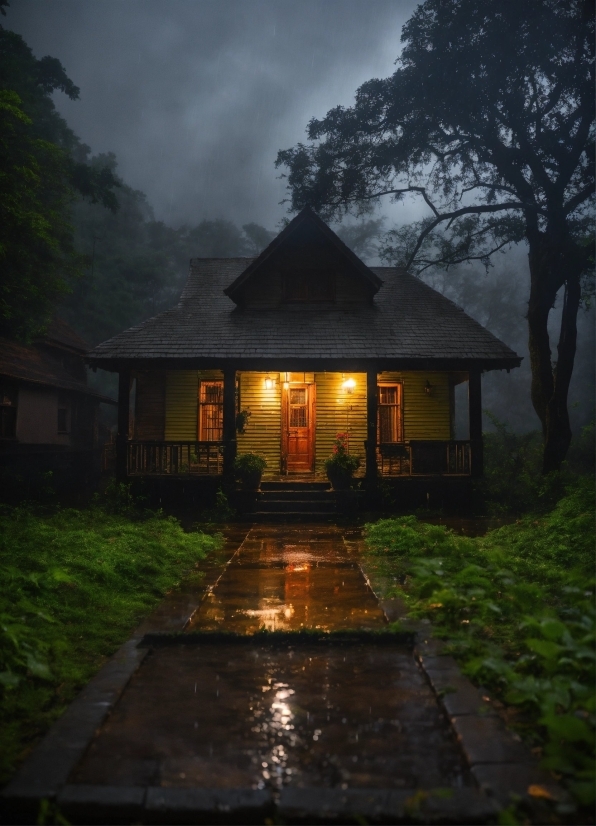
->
[105, 438, 473, 478]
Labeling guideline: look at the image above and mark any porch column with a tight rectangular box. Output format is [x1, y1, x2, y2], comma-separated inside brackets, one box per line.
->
[469, 369, 483, 477]
[365, 368, 378, 483]
[222, 366, 237, 478]
[116, 369, 131, 481]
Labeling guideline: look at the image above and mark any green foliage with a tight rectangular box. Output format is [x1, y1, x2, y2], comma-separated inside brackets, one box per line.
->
[0, 503, 220, 784]
[324, 433, 361, 476]
[233, 452, 267, 478]
[193, 488, 235, 527]
[480, 417, 595, 515]
[93, 478, 147, 516]
[364, 477, 596, 810]
[0, 88, 77, 339]
[0, 25, 119, 340]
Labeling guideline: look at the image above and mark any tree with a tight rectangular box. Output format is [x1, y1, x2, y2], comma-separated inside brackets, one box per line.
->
[276, 0, 595, 473]
[64, 173, 277, 346]
[0, 22, 118, 340]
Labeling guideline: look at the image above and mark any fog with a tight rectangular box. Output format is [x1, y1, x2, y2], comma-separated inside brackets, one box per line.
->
[7, 0, 594, 434]
[9, 0, 421, 229]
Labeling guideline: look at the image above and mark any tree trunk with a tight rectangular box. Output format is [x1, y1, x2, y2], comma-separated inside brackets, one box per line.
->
[527, 230, 584, 473]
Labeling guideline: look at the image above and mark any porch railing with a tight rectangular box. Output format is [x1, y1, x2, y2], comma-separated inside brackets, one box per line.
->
[127, 441, 224, 476]
[378, 440, 471, 476]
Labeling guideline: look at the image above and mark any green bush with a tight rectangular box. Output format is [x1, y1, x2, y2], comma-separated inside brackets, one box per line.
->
[0, 504, 220, 784]
[364, 476, 595, 811]
[324, 433, 361, 476]
[233, 452, 267, 477]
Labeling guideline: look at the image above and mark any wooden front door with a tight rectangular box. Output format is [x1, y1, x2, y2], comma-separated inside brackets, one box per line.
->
[283, 383, 315, 473]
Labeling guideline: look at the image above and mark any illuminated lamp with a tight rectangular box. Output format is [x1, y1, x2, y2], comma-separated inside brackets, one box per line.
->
[283, 372, 290, 390]
[265, 376, 273, 390]
[424, 380, 434, 396]
[342, 377, 356, 394]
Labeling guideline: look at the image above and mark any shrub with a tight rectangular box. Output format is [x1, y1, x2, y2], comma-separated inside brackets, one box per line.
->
[324, 433, 360, 476]
[233, 452, 267, 477]
[363, 476, 595, 811]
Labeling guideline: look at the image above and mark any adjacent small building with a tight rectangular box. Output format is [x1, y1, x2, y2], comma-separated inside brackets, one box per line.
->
[87, 208, 521, 502]
[0, 319, 116, 496]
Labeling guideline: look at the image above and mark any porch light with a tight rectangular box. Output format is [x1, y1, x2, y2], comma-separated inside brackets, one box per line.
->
[283, 372, 290, 390]
[342, 377, 356, 394]
[424, 380, 434, 396]
[264, 375, 274, 390]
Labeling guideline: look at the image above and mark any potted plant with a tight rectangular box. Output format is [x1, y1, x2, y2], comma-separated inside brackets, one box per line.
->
[236, 407, 251, 434]
[325, 433, 360, 490]
[234, 452, 267, 490]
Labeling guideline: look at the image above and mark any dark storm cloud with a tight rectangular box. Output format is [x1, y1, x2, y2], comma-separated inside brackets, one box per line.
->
[8, 0, 418, 228]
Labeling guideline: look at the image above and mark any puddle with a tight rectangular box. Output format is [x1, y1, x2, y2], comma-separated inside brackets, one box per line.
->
[186, 525, 386, 633]
[71, 642, 470, 791]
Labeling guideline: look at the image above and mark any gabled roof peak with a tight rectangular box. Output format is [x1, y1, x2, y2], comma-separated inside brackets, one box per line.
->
[223, 206, 383, 304]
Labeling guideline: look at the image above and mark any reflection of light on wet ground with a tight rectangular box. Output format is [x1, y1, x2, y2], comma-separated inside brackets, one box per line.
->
[241, 601, 295, 630]
[255, 681, 298, 787]
[186, 525, 387, 633]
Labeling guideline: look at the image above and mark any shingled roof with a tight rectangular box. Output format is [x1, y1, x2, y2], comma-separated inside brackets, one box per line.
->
[0, 336, 116, 402]
[88, 258, 521, 372]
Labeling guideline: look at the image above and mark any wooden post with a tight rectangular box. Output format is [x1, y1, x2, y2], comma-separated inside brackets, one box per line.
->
[469, 369, 483, 477]
[365, 368, 378, 484]
[222, 366, 237, 478]
[116, 369, 131, 480]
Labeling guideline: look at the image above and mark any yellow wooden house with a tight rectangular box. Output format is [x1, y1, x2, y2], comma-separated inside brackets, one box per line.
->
[88, 208, 520, 499]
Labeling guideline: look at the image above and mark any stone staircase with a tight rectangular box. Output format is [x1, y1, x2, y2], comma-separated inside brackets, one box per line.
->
[253, 480, 336, 521]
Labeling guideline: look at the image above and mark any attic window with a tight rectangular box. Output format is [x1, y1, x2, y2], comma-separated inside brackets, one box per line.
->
[284, 272, 334, 302]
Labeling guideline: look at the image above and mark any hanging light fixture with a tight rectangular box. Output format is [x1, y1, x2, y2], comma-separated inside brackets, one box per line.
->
[342, 377, 356, 394]
[265, 375, 273, 390]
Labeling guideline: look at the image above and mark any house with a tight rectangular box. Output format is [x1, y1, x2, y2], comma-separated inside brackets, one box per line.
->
[0, 319, 116, 496]
[87, 207, 520, 505]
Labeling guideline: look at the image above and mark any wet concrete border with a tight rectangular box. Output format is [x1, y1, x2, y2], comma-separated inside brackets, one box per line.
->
[413, 633, 566, 808]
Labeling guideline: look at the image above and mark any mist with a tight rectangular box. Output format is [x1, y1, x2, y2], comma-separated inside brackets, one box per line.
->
[7, 0, 594, 436]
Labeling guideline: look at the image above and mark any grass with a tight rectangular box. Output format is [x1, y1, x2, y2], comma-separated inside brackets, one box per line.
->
[363, 476, 595, 816]
[0, 502, 221, 786]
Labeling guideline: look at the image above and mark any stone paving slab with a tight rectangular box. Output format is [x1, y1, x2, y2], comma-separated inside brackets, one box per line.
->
[70, 641, 470, 792]
[277, 786, 498, 824]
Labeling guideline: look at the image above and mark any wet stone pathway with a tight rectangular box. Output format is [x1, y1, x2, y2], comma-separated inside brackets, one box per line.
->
[72, 525, 471, 794]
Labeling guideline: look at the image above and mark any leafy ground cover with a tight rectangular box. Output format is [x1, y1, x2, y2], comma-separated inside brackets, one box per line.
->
[364, 476, 595, 816]
[0, 503, 220, 785]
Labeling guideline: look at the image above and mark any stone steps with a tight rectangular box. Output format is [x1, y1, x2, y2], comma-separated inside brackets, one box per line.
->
[254, 480, 335, 520]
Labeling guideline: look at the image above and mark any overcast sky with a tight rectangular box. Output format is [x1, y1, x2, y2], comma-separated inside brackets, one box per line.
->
[7, 0, 420, 230]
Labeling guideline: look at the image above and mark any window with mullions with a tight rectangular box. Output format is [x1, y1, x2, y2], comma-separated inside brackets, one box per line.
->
[199, 381, 223, 441]
[377, 383, 403, 443]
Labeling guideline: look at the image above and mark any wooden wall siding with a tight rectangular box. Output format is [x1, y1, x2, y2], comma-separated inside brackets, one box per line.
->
[165, 371, 199, 440]
[314, 372, 367, 476]
[134, 371, 166, 440]
[379, 372, 451, 440]
[236, 371, 281, 476]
